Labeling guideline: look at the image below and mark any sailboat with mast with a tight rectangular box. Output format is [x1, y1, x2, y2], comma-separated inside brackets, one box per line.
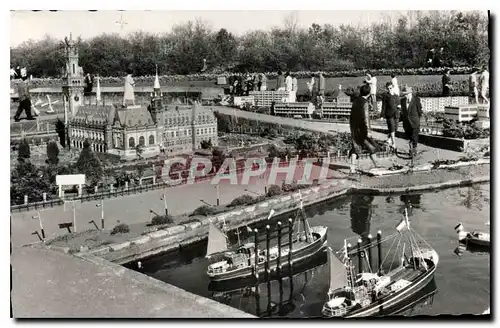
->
[206, 195, 328, 282]
[321, 208, 439, 318]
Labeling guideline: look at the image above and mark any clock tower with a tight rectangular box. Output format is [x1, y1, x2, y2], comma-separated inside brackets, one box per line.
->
[62, 33, 84, 118]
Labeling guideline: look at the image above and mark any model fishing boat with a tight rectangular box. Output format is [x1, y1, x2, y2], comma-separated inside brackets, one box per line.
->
[206, 197, 328, 282]
[321, 209, 439, 318]
[208, 247, 328, 293]
[454, 222, 490, 248]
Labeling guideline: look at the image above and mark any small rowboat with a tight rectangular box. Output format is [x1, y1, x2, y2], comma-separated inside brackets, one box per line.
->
[454, 223, 490, 247]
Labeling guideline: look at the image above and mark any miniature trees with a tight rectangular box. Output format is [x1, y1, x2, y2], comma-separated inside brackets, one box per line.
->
[18, 139, 31, 161]
[76, 139, 104, 189]
[46, 141, 60, 165]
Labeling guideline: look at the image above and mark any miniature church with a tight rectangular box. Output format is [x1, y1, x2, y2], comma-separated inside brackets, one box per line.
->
[63, 34, 218, 159]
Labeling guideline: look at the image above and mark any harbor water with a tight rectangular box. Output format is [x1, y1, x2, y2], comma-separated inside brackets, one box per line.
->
[132, 184, 490, 317]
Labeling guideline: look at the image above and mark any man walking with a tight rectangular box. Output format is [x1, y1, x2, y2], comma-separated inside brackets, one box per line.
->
[349, 84, 378, 174]
[13, 74, 36, 122]
[400, 85, 423, 158]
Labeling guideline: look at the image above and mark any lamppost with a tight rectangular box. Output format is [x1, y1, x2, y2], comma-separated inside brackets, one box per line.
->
[96, 199, 104, 229]
[32, 210, 45, 239]
[160, 191, 168, 216]
[215, 184, 220, 206]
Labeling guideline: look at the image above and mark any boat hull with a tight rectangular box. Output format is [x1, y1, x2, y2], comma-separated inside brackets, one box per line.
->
[208, 247, 328, 293]
[208, 227, 328, 282]
[322, 259, 437, 318]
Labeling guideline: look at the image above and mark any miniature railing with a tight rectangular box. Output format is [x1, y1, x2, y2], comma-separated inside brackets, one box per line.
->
[10, 151, 395, 212]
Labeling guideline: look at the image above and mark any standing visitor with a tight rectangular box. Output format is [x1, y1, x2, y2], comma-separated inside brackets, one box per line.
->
[442, 69, 452, 97]
[479, 66, 489, 104]
[123, 68, 136, 107]
[258, 73, 267, 91]
[15, 66, 21, 78]
[469, 68, 479, 104]
[276, 71, 285, 91]
[318, 72, 325, 103]
[349, 84, 379, 174]
[84, 73, 94, 105]
[306, 75, 315, 102]
[391, 73, 400, 96]
[291, 74, 298, 103]
[10, 67, 17, 80]
[285, 72, 293, 92]
[13, 75, 35, 122]
[381, 82, 399, 151]
[364, 71, 378, 112]
[426, 49, 435, 67]
[400, 85, 423, 158]
[285, 72, 293, 102]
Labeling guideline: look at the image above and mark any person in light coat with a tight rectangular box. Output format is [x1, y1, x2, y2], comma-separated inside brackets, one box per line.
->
[479, 66, 489, 104]
[306, 75, 315, 102]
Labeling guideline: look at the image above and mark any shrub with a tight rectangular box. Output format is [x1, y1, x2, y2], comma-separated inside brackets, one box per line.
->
[151, 214, 174, 226]
[266, 185, 283, 197]
[227, 194, 256, 208]
[110, 223, 130, 235]
[18, 139, 30, 161]
[189, 205, 218, 217]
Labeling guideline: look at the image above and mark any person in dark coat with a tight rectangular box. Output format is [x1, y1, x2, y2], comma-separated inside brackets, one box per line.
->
[349, 84, 379, 173]
[442, 69, 452, 96]
[380, 81, 400, 151]
[400, 85, 423, 157]
[13, 75, 35, 122]
[84, 73, 94, 105]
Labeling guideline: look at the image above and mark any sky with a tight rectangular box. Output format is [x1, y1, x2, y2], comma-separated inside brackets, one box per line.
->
[11, 10, 421, 47]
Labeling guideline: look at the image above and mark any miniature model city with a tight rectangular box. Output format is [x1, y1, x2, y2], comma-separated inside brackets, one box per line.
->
[10, 11, 490, 318]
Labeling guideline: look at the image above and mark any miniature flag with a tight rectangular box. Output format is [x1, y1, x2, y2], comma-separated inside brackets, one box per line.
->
[395, 219, 407, 232]
[267, 209, 275, 220]
[246, 226, 253, 233]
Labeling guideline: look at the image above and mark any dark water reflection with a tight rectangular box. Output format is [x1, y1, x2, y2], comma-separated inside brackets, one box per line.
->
[133, 184, 490, 317]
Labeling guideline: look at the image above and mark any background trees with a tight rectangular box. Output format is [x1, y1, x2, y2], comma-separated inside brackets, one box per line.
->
[11, 11, 489, 77]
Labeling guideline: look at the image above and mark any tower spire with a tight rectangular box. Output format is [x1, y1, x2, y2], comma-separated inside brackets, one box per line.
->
[154, 64, 161, 91]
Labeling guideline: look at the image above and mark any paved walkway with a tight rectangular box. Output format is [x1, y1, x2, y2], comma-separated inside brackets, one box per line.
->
[11, 246, 253, 318]
[11, 165, 343, 247]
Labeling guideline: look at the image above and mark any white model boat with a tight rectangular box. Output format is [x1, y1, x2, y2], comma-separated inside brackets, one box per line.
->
[455, 222, 490, 247]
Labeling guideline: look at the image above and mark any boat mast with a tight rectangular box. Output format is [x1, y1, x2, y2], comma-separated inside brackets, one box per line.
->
[404, 208, 417, 270]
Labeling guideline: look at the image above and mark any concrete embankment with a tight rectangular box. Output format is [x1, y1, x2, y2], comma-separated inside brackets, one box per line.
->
[12, 246, 253, 318]
[68, 162, 489, 265]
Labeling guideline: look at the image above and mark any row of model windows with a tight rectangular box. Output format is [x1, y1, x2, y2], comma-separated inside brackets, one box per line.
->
[167, 127, 216, 138]
[166, 115, 214, 125]
[128, 135, 155, 148]
[72, 129, 104, 141]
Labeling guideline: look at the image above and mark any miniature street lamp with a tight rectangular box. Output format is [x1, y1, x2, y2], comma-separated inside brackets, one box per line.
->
[215, 184, 220, 206]
[160, 192, 168, 216]
[96, 199, 104, 229]
[32, 210, 45, 239]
